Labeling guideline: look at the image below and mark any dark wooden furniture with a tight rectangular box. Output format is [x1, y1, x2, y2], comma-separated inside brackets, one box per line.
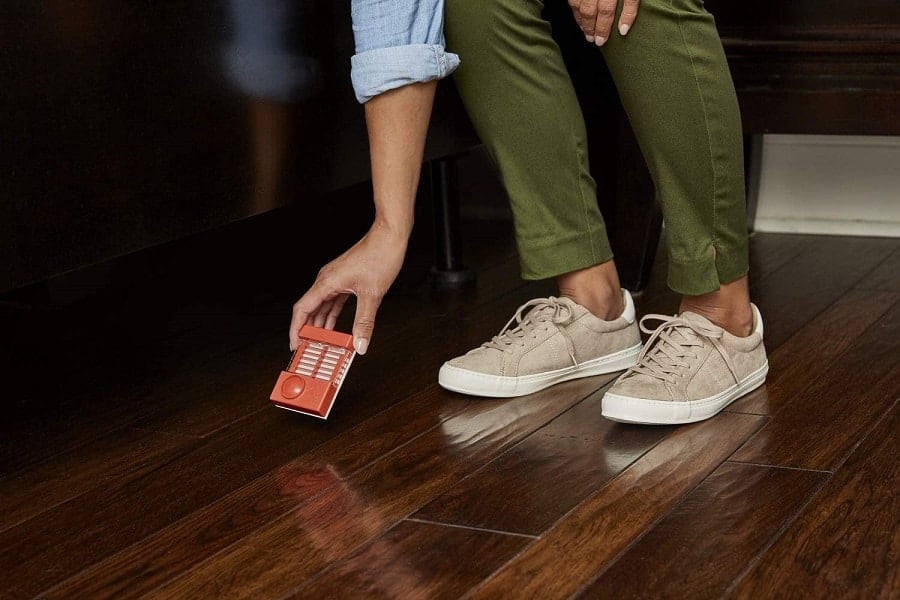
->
[0, 1, 480, 295]
[713, 0, 900, 231]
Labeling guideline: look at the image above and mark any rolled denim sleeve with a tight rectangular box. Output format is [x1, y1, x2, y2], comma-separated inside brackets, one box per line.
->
[350, 0, 460, 104]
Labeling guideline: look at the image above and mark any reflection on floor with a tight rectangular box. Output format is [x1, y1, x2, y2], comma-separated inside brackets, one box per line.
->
[1, 205, 898, 599]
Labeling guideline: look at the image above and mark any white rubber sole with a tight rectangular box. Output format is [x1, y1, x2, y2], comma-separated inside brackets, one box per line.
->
[438, 343, 643, 398]
[601, 362, 770, 425]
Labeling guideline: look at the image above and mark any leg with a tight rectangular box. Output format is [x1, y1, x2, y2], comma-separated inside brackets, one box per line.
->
[445, 0, 624, 319]
[438, 0, 643, 399]
[597, 0, 753, 335]
[595, 1, 768, 424]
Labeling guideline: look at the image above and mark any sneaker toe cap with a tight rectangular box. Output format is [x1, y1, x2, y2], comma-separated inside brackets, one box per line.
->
[608, 374, 672, 402]
[445, 349, 505, 375]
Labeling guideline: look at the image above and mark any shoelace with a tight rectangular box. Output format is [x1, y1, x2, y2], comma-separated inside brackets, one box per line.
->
[628, 313, 738, 385]
[482, 297, 579, 365]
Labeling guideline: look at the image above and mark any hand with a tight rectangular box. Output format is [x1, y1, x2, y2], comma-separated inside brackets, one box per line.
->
[568, 0, 640, 46]
[289, 223, 407, 355]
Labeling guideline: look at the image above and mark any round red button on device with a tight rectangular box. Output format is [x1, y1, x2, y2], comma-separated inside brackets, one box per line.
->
[281, 375, 305, 399]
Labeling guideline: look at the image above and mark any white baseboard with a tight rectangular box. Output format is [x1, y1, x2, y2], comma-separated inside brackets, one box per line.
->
[756, 134, 900, 238]
[754, 217, 900, 238]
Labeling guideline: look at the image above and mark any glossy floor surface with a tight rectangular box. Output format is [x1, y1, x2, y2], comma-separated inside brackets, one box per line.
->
[1, 184, 899, 599]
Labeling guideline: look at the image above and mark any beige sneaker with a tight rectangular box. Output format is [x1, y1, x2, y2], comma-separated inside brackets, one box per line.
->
[438, 290, 642, 398]
[601, 305, 769, 425]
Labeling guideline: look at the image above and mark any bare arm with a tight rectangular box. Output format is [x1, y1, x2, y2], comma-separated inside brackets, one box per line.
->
[289, 81, 437, 354]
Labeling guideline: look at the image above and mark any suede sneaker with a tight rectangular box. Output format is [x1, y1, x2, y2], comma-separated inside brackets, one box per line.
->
[601, 304, 769, 425]
[438, 290, 642, 398]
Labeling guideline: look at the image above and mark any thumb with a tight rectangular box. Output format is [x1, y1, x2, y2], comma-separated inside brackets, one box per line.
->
[352, 293, 381, 356]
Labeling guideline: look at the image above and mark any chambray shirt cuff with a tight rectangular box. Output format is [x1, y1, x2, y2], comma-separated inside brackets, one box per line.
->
[350, 43, 460, 104]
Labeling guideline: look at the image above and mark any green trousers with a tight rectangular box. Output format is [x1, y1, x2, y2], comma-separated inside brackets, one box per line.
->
[444, 0, 749, 295]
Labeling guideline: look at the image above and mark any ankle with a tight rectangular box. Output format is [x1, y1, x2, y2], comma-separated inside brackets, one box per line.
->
[679, 276, 754, 337]
[556, 261, 625, 320]
[679, 301, 754, 337]
[559, 283, 624, 321]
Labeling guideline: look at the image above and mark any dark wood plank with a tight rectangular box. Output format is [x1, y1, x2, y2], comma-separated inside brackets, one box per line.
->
[0, 427, 197, 534]
[729, 402, 899, 599]
[855, 246, 900, 292]
[729, 289, 900, 415]
[292, 520, 531, 600]
[0, 214, 523, 474]
[577, 462, 826, 599]
[4, 252, 550, 598]
[142, 378, 608, 599]
[732, 298, 900, 471]
[41, 387, 471, 600]
[0, 408, 331, 599]
[0, 320, 259, 475]
[465, 412, 766, 599]
[747, 233, 814, 287]
[413, 391, 674, 535]
[749, 235, 898, 350]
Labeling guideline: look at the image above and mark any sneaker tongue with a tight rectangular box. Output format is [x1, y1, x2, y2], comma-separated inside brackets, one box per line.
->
[665, 311, 713, 344]
[530, 297, 582, 321]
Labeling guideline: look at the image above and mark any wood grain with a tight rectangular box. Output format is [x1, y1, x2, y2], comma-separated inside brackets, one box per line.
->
[855, 246, 900, 292]
[465, 412, 765, 599]
[732, 298, 900, 470]
[40, 387, 469, 600]
[577, 462, 825, 598]
[730, 289, 900, 415]
[748, 235, 898, 350]
[292, 520, 531, 600]
[143, 379, 606, 599]
[729, 402, 899, 600]
[413, 391, 674, 535]
[0, 407, 334, 599]
[0, 427, 197, 534]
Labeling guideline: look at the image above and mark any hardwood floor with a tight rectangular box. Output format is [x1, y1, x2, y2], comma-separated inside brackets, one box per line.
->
[1, 190, 898, 599]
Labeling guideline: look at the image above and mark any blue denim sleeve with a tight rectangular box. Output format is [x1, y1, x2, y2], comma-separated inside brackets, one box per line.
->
[350, 0, 460, 104]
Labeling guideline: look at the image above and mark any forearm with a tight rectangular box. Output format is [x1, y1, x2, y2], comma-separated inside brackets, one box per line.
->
[364, 81, 437, 241]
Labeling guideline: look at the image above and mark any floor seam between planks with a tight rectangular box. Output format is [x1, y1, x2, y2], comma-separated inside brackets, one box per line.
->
[402, 517, 539, 539]
[723, 460, 833, 474]
[720, 472, 833, 598]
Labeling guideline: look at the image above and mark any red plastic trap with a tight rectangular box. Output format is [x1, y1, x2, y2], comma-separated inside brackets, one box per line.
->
[270, 325, 356, 419]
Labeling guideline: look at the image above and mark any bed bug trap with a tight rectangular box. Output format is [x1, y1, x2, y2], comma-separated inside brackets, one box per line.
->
[270, 325, 356, 419]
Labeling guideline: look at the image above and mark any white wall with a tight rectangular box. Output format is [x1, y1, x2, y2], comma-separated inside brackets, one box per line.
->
[755, 135, 900, 237]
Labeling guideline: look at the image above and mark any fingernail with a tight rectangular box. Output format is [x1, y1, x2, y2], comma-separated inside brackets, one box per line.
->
[619, 24, 630, 36]
[355, 338, 369, 356]
[595, 36, 606, 47]
[585, 34, 595, 43]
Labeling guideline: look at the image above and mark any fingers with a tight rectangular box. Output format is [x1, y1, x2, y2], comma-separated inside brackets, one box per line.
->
[573, 0, 639, 46]
[351, 291, 382, 356]
[591, 0, 619, 46]
[289, 283, 335, 351]
[618, 0, 640, 36]
[576, 0, 598, 41]
[324, 295, 349, 330]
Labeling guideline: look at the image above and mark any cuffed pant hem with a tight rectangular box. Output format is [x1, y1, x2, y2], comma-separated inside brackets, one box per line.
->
[667, 243, 749, 296]
[351, 44, 460, 104]
[518, 233, 614, 282]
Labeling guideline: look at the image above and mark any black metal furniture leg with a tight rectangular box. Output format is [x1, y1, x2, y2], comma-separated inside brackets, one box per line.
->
[428, 157, 477, 289]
